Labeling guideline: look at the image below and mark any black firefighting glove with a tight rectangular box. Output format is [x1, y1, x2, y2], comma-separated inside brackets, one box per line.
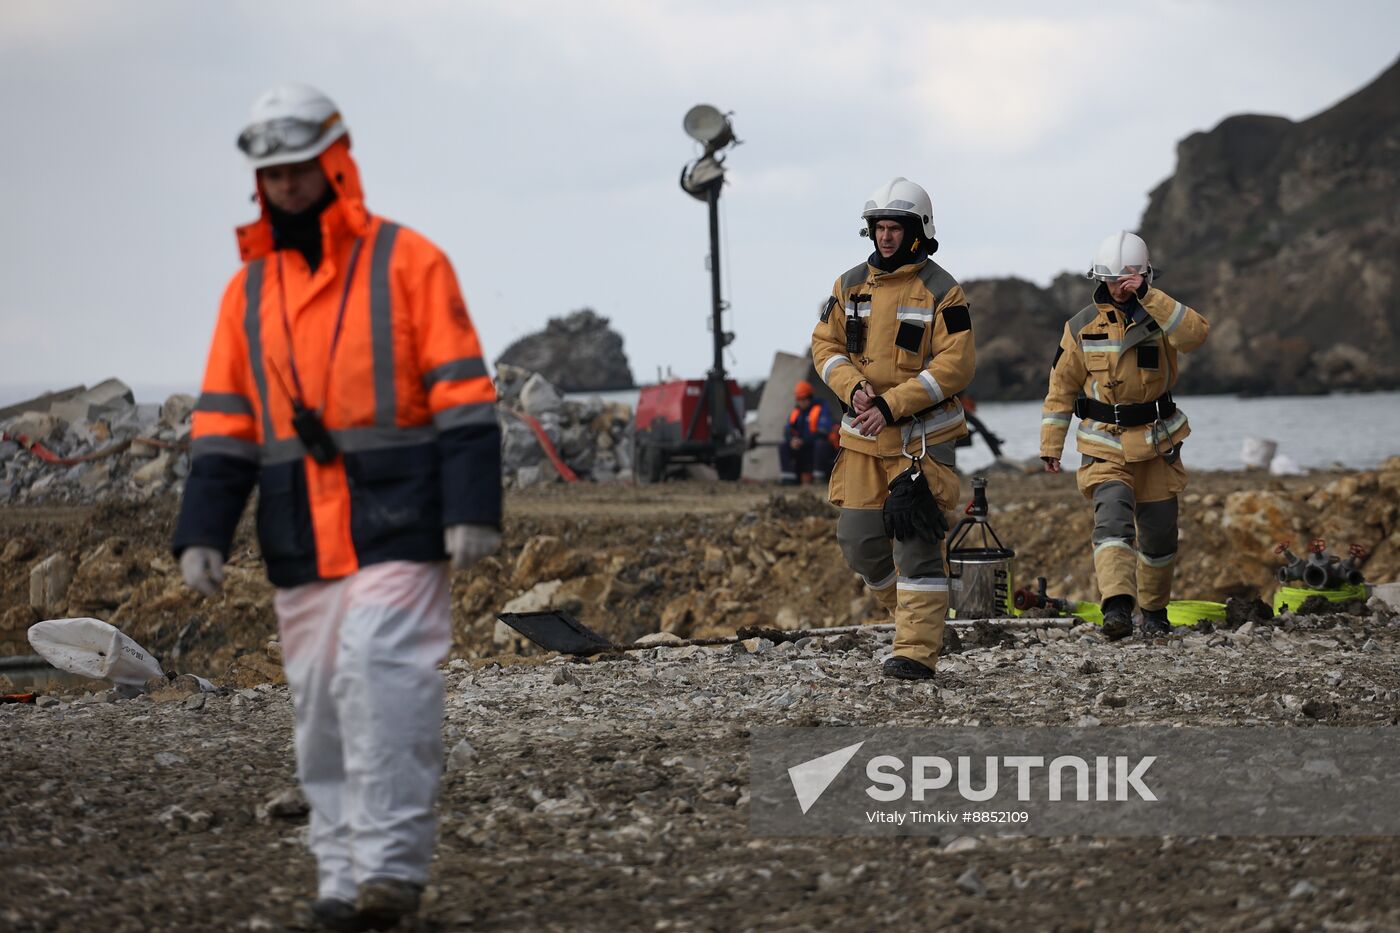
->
[882, 462, 948, 543]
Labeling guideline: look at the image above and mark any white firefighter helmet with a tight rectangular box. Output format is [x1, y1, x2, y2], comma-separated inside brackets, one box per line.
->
[237, 83, 349, 169]
[860, 177, 936, 241]
[1088, 231, 1153, 282]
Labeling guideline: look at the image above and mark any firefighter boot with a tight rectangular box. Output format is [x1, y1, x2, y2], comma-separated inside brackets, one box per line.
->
[1141, 607, 1171, 637]
[356, 878, 422, 931]
[1101, 595, 1135, 641]
[882, 656, 935, 680]
[309, 897, 365, 932]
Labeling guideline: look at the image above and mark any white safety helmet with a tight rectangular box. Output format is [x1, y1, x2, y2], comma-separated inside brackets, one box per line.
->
[860, 177, 936, 242]
[237, 83, 349, 169]
[1088, 231, 1153, 282]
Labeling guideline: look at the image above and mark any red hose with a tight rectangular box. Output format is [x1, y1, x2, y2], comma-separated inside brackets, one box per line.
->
[498, 409, 579, 482]
[1, 431, 184, 467]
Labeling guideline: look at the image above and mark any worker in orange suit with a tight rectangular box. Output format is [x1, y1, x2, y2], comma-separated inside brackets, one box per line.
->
[171, 84, 501, 932]
[779, 380, 836, 485]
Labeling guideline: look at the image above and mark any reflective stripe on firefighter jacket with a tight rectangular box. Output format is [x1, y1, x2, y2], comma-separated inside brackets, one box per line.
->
[1039, 285, 1208, 464]
[172, 137, 502, 588]
[811, 258, 975, 460]
[786, 402, 832, 442]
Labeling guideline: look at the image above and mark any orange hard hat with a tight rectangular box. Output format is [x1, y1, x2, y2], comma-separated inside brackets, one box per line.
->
[794, 380, 813, 400]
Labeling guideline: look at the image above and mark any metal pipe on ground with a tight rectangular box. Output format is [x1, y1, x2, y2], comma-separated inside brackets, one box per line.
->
[497, 611, 1074, 657]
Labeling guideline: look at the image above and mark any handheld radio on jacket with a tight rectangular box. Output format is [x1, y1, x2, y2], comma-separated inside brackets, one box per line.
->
[846, 294, 870, 354]
[290, 403, 339, 464]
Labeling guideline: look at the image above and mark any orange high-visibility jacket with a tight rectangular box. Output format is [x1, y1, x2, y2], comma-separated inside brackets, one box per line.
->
[172, 138, 501, 587]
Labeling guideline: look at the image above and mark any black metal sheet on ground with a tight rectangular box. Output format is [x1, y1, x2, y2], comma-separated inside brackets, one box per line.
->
[496, 611, 616, 655]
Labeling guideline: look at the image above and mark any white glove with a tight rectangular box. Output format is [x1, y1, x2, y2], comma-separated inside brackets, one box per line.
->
[180, 547, 225, 597]
[444, 523, 501, 570]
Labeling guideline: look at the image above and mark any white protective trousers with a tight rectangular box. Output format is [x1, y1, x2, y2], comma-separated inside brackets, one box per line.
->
[274, 560, 452, 901]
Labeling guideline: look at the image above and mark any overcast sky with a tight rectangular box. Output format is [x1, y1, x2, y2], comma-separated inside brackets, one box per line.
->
[1, 1, 1396, 399]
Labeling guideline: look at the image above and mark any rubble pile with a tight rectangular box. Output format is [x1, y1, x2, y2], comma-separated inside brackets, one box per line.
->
[0, 369, 638, 502]
[494, 364, 635, 488]
[0, 380, 194, 506]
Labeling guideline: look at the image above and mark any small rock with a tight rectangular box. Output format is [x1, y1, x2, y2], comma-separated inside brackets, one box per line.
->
[956, 868, 987, 896]
[35, 695, 60, 709]
[633, 632, 684, 647]
[157, 804, 212, 834]
[154, 752, 187, 768]
[552, 666, 580, 685]
[446, 739, 478, 772]
[943, 836, 981, 854]
[182, 693, 206, 711]
[1094, 692, 1128, 709]
[259, 787, 309, 821]
[1075, 715, 1102, 727]
[1288, 879, 1318, 899]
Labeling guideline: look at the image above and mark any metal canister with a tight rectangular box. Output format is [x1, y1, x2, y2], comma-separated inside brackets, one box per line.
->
[946, 476, 1016, 620]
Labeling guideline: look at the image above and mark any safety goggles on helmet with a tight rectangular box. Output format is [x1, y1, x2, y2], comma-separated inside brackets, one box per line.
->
[237, 113, 342, 160]
[1090, 264, 1151, 284]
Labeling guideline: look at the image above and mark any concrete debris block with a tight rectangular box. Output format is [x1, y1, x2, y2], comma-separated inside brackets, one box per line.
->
[160, 393, 196, 427]
[518, 373, 564, 417]
[49, 379, 136, 424]
[128, 437, 161, 459]
[35, 695, 61, 708]
[29, 553, 76, 610]
[132, 452, 172, 486]
[1370, 582, 1400, 613]
[6, 412, 64, 444]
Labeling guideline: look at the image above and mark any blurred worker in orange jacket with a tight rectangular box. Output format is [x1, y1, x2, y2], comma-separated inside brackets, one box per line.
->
[171, 84, 501, 931]
[779, 380, 837, 485]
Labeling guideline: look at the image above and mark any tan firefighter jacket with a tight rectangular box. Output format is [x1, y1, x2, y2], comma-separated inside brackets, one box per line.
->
[811, 257, 975, 461]
[1040, 285, 1209, 464]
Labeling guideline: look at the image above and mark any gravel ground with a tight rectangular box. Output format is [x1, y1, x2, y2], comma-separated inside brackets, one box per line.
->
[3, 604, 1400, 932]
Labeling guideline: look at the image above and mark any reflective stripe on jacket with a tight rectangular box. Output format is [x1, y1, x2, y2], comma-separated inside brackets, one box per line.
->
[172, 138, 502, 587]
[810, 257, 975, 460]
[1040, 285, 1208, 464]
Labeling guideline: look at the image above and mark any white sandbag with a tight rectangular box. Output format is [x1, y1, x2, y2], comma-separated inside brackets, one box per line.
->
[1241, 438, 1278, 470]
[27, 617, 165, 687]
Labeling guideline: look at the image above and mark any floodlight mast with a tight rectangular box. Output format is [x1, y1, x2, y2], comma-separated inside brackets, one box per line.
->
[680, 105, 741, 453]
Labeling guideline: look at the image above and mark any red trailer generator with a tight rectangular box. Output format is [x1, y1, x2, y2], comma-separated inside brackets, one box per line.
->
[634, 377, 746, 483]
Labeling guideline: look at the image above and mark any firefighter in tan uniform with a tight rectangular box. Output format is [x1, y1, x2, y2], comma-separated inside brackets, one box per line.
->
[812, 178, 975, 680]
[1040, 232, 1209, 640]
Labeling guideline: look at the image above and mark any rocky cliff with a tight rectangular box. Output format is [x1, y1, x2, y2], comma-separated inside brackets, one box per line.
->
[966, 56, 1400, 400]
[495, 309, 635, 392]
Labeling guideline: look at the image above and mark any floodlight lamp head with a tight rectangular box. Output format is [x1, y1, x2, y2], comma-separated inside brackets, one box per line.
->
[683, 104, 735, 154]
